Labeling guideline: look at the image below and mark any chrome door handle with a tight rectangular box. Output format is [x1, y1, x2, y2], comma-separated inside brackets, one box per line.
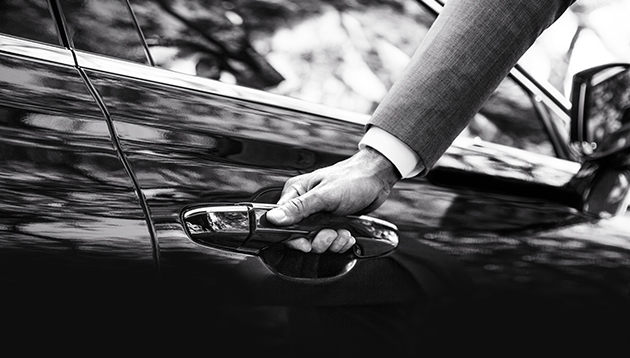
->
[181, 203, 398, 258]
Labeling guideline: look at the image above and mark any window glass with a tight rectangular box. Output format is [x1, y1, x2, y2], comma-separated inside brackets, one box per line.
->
[0, 0, 60, 46]
[127, 0, 555, 155]
[130, 0, 434, 114]
[59, 0, 148, 64]
[259, 3, 434, 114]
[461, 77, 555, 156]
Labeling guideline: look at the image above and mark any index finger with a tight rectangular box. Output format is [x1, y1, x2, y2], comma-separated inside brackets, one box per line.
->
[277, 184, 302, 206]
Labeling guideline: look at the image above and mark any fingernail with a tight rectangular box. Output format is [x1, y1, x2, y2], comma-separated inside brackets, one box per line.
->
[267, 208, 287, 223]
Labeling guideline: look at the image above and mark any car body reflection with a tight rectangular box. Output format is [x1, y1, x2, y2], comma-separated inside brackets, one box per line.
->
[1, 1, 630, 355]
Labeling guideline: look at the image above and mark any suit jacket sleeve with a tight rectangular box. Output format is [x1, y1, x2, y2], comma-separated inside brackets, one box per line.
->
[367, 0, 576, 176]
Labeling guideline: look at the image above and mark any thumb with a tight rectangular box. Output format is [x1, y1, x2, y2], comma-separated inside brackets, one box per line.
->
[267, 193, 322, 226]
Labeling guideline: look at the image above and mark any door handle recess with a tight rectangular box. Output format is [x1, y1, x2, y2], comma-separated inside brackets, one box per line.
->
[181, 203, 398, 258]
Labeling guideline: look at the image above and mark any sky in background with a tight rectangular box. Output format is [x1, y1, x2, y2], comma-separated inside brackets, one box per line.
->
[522, 0, 630, 97]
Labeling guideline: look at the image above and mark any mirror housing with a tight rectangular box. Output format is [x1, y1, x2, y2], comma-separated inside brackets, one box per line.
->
[568, 63, 630, 217]
[570, 63, 630, 157]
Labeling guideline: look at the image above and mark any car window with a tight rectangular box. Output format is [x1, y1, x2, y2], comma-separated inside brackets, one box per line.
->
[0, 0, 60, 46]
[257, 3, 435, 114]
[461, 77, 556, 157]
[124, 0, 556, 156]
[128, 0, 295, 89]
[58, 0, 149, 64]
[248, 0, 555, 156]
[129, 0, 435, 113]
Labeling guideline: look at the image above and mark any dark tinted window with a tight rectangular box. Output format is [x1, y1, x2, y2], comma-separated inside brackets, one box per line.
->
[0, 0, 60, 45]
[59, 0, 148, 64]
[129, 0, 287, 89]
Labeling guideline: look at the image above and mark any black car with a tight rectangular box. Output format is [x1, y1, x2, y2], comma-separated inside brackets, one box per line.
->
[1, 0, 629, 355]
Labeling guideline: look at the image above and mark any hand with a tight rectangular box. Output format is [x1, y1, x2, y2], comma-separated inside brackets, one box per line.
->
[266, 147, 401, 253]
[287, 228, 356, 254]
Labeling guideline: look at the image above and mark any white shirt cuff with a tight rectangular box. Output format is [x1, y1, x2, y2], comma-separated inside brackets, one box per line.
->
[358, 127, 423, 178]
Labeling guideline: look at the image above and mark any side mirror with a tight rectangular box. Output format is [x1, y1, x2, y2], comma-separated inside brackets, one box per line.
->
[568, 63, 630, 217]
[570, 63, 630, 157]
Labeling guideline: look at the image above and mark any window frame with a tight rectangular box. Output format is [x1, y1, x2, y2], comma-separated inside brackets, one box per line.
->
[44, 0, 578, 163]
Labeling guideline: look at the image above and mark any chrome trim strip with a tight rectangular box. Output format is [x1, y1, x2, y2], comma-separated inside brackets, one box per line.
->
[184, 205, 249, 219]
[0, 34, 74, 66]
[74, 50, 371, 126]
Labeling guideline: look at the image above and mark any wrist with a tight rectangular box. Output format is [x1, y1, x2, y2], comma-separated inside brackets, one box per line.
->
[359, 126, 423, 178]
[356, 146, 401, 187]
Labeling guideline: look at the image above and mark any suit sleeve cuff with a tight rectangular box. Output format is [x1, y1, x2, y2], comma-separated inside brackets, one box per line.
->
[359, 127, 424, 178]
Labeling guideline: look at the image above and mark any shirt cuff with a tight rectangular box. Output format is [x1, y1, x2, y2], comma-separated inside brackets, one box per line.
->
[358, 127, 423, 178]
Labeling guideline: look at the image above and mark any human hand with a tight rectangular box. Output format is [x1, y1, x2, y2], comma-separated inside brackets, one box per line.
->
[266, 147, 400, 253]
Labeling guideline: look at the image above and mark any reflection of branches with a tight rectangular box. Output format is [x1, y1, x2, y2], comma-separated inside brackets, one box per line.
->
[151, 37, 223, 58]
[153, 0, 283, 88]
[0, 0, 58, 44]
[155, 0, 234, 57]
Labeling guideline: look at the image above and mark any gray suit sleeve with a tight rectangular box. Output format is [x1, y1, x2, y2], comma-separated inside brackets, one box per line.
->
[368, 0, 575, 175]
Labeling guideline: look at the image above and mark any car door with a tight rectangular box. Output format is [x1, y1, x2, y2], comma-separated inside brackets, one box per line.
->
[54, 0, 630, 354]
[74, 54, 630, 351]
[0, 0, 157, 323]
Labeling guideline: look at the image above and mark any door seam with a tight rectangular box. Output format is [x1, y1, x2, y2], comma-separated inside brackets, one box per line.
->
[48, 0, 162, 280]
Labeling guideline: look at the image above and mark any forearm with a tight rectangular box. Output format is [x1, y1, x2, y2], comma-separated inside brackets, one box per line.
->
[368, 0, 575, 174]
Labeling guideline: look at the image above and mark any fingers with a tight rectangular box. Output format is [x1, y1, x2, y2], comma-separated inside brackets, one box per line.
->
[276, 180, 303, 206]
[285, 229, 356, 254]
[268, 148, 400, 226]
[267, 189, 326, 226]
[323, 229, 355, 253]
[276, 174, 316, 206]
[284, 237, 311, 252]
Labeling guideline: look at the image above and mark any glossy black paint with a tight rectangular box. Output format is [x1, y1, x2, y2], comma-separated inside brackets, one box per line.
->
[78, 50, 630, 350]
[0, 40, 156, 327]
[1, 0, 630, 355]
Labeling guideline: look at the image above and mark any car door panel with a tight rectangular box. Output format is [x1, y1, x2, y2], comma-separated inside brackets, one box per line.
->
[3, 0, 629, 354]
[0, 36, 156, 313]
[61, 0, 630, 349]
[78, 46, 630, 307]
[50, 0, 630, 337]
[0, 2, 627, 354]
[77, 58, 443, 305]
[80, 52, 629, 349]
